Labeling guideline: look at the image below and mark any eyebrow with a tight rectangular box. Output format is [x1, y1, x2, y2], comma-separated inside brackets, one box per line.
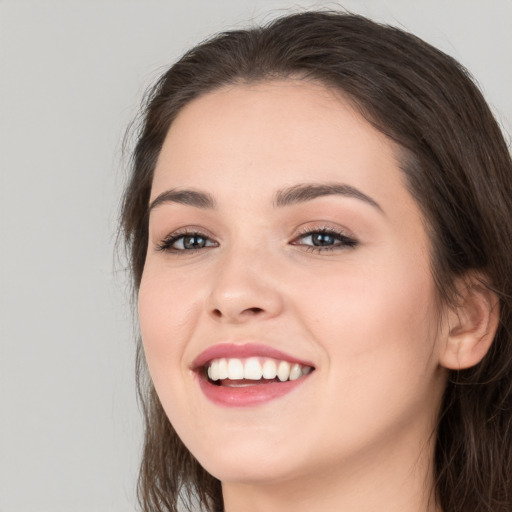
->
[149, 189, 216, 212]
[148, 182, 383, 214]
[273, 182, 383, 213]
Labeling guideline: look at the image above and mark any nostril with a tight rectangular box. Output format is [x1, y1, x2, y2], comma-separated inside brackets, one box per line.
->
[211, 306, 264, 319]
[244, 307, 264, 315]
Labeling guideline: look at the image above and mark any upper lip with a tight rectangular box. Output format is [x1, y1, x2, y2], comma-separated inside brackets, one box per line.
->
[191, 343, 315, 370]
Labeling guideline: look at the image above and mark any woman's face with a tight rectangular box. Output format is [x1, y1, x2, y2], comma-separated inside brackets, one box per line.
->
[139, 80, 448, 485]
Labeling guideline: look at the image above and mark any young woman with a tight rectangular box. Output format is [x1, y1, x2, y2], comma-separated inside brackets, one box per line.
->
[120, 11, 512, 512]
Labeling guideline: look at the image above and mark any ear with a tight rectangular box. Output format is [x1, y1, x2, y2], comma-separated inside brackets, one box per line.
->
[439, 275, 500, 370]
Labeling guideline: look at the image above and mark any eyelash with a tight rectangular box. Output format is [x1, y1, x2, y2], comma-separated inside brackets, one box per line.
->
[156, 230, 217, 253]
[291, 226, 358, 253]
[156, 226, 358, 254]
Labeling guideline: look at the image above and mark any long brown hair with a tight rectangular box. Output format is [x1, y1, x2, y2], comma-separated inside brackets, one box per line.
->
[120, 11, 512, 512]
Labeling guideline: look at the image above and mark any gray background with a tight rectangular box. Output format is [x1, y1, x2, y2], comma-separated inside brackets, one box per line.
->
[1, 1, 510, 511]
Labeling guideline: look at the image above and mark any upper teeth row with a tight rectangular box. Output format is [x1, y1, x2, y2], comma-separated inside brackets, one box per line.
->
[207, 357, 312, 382]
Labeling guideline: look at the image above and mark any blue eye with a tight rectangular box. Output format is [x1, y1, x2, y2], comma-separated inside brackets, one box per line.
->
[157, 227, 356, 254]
[304, 232, 339, 246]
[293, 228, 357, 251]
[158, 232, 217, 252]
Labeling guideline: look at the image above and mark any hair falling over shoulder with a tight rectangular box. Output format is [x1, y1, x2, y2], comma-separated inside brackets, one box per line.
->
[120, 10, 512, 512]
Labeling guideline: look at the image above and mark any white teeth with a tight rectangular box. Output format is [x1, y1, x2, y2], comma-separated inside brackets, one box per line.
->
[244, 357, 263, 380]
[277, 361, 291, 382]
[208, 360, 219, 381]
[206, 357, 313, 383]
[217, 358, 228, 380]
[227, 358, 244, 380]
[289, 363, 302, 381]
[262, 359, 277, 379]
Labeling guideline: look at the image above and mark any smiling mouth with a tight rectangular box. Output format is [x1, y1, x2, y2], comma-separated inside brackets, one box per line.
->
[204, 357, 314, 386]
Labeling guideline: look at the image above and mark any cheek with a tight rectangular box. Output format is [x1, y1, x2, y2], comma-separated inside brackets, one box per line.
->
[138, 270, 200, 385]
[294, 251, 441, 382]
[288, 259, 444, 452]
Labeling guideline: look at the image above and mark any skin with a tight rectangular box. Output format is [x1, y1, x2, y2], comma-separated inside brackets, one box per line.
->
[139, 80, 451, 512]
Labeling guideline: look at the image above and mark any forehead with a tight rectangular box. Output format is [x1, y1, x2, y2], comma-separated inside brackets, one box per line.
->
[151, 79, 408, 211]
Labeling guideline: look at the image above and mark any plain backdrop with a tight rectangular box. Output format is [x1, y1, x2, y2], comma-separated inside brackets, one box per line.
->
[0, 1, 510, 511]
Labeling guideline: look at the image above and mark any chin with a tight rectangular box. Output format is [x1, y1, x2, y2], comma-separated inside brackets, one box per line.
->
[201, 455, 300, 485]
[186, 432, 308, 485]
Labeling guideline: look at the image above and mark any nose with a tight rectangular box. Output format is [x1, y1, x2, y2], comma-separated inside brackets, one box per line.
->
[207, 247, 284, 324]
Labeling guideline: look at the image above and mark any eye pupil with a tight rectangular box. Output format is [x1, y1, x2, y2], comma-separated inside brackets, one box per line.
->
[183, 235, 206, 249]
[312, 233, 335, 246]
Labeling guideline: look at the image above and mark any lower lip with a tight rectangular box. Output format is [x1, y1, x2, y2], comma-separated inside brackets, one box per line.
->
[197, 374, 311, 407]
